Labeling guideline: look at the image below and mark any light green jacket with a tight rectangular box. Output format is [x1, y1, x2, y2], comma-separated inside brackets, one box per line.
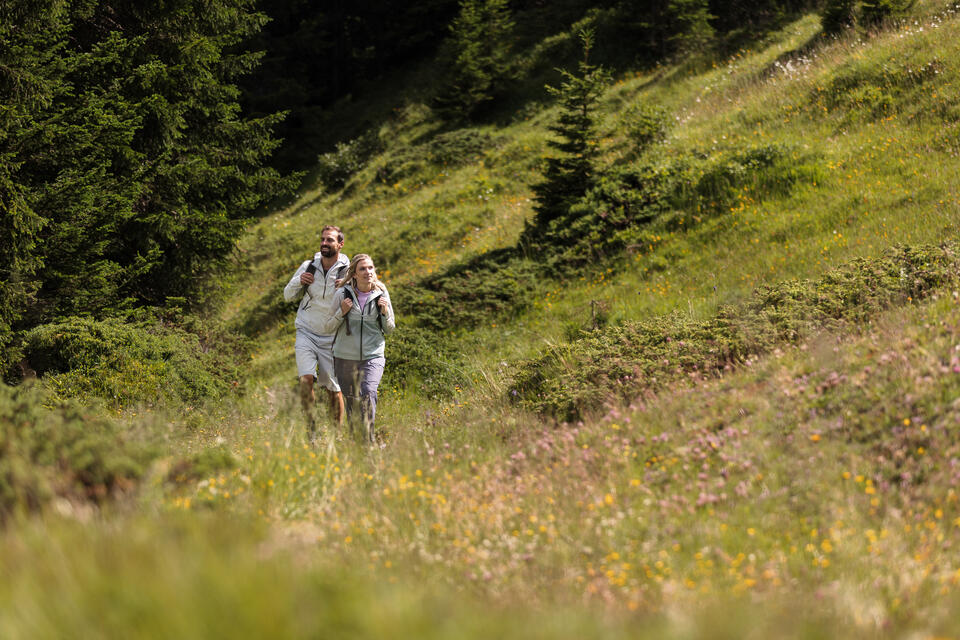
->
[322, 284, 395, 360]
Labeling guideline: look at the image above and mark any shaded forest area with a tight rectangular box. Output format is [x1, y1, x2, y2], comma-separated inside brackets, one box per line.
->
[240, 0, 820, 171]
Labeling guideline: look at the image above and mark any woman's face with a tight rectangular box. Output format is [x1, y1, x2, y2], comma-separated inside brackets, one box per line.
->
[356, 259, 375, 286]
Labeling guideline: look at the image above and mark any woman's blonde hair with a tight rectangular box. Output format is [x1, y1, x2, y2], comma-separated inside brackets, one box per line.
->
[338, 253, 385, 291]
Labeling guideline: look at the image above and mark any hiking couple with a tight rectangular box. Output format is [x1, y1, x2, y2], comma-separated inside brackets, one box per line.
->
[283, 226, 395, 443]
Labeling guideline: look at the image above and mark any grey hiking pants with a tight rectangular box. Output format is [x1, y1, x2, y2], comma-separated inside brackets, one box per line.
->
[333, 356, 385, 441]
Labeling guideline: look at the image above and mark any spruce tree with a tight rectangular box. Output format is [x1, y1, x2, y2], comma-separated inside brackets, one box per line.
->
[821, 0, 857, 34]
[0, 0, 293, 372]
[437, 0, 515, 122]
[667, 0, 714, 53]
[523, 30, 610, 245]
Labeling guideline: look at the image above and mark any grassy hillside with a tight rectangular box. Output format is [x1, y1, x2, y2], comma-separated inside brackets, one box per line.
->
[5, 2, 960, 637]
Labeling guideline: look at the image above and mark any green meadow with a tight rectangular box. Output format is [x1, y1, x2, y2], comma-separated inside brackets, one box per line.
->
[6, 2, 960, 637]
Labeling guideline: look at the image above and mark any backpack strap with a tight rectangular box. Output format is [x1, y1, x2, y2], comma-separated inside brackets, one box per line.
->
[342, 287, 354, 336]
[299, 256, 318, 299]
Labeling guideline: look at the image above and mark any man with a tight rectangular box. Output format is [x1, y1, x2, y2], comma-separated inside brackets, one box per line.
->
[284, 225, 349, 435]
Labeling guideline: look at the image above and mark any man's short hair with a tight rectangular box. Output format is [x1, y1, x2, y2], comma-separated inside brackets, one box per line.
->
[321, 225, 344, 244]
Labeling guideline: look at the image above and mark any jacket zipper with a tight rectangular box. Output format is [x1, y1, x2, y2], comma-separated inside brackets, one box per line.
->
[359, 293, 365, 361]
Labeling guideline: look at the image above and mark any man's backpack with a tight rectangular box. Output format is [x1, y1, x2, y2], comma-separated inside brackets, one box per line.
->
[300, 258, 347, 299]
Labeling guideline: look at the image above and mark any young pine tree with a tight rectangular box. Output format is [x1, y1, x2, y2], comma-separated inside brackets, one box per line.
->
[437, 0, 514, 122]
[523, 30, 611, 245]
[821, 0, 858, 35]
[666, 0, 714, 54]
[861, 0, 916, 26]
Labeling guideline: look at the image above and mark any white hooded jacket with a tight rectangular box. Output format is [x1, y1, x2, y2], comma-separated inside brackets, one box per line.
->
[283, 252, 350, 335]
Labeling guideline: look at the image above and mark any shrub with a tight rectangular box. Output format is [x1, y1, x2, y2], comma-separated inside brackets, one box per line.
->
[167, 445, 238, 486]
[398, 248, 537, 333]
[860, 0, 916, 27]
[512, 243, 960, 419]
[16, 315, 247, 407]
[689, 144, 823, 214]
[538, 161, 682, 269]
[316, 131, 382, 192]
[821, 0, 857, 35]
[0, 382, 155, 522]
[426, 129, 498, 166]
[621, 103, 669, 156]
[820, 58, 943, 120]
[382, 325, 467, 399]
[374, 128, 498, 187]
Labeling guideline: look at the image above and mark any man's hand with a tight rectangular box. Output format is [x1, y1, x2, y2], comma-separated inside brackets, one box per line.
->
[300, 272, 315, 285]
[340, 298, 353, 315]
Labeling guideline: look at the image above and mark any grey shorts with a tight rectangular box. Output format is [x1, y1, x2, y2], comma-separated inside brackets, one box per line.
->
[294, 329, 340, 392]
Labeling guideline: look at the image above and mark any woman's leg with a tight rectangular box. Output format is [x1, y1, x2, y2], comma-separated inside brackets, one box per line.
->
[358, 357, 385, 442]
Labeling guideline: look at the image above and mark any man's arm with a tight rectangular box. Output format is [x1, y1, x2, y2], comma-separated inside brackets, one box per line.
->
[283, 260, 311, 302]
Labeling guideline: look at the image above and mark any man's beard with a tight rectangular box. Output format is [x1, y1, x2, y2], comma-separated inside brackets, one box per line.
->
[319, 245, 335, 257]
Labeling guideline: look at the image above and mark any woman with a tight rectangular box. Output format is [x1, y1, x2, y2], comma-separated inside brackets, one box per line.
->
[321, 253, 395, 442]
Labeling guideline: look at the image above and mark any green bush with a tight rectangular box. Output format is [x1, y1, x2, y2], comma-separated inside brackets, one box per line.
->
[373, 128, 499, 187]
[167, 445, 238, 486]
[426, 129, 499, 166]
[524, 145, 819, 272]
[621, 103, 669, 156]
[529, 161, 681, 270]
[820, 57, 943, 120]
[821, 0, 857, 35]
[860, 0, 916, 26]
[382, 325, 467, 399]
[513, 243, 960, 419]
[689, 144, 823, 214]
[316, 131, 382, 192]
[0, 382, 155, 522]
[16, 315, 247, 407]
[398, 248, 536, 333]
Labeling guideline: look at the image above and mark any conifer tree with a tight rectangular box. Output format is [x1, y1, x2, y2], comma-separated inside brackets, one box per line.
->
[0, 0, 292, 372]
[523, 30, 610, 244]
[437, 0, 515, 122]
[821, 0, 857, 34]
[667, 0, 715, 53]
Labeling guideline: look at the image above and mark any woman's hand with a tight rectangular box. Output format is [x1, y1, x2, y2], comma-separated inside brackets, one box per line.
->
[377, 297, 390, 315]
[340, 298, 353, 315]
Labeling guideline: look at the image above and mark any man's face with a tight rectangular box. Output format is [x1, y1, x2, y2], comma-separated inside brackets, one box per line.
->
[319, 231, 343, 257]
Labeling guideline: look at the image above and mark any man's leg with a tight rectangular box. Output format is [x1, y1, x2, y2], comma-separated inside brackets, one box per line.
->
[299, 374, 316, 431]
[295, 329, 321, 436]
[312, 333, 344, 426]
[327, 389, 345, 425]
